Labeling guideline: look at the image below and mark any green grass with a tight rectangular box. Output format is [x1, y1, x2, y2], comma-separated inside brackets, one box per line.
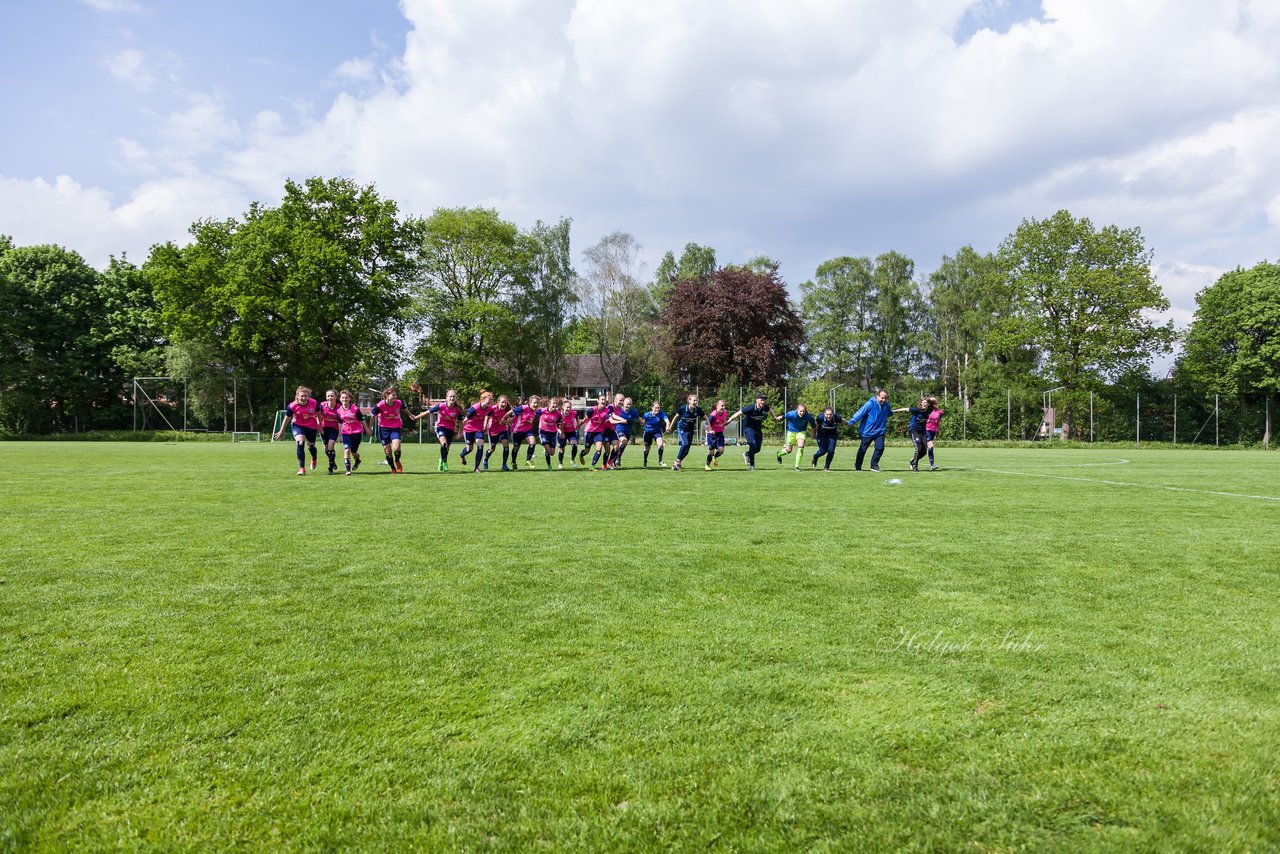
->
[2, 442, 1278, 851]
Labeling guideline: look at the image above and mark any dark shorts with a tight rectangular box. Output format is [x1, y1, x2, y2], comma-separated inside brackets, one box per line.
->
[513, 430, 533, 443]
[291, 425, 317, 442]
[435, 426, 455, 443]
[487, 431, 509, 443]
[378, 427, 401, 444]
[321, 427, 339, 444]
[643, 429, 662, 444]
[464, 430, 485, 444]
[926, 430, 938, 441]
[707, 433, 725, 450]
[561, 431, 578, 446]
[584, 431, 601, 445]
[614, 428, 631, 440]
[341, 432, 363, 451]
[539, 429, 561, 447]
[602, 428, 618, 442]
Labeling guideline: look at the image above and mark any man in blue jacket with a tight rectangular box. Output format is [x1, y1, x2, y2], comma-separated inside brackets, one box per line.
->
[848, 389, 906, 472]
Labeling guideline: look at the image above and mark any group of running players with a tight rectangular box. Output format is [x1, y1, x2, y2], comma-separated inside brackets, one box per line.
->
[273, 383, 944, 477]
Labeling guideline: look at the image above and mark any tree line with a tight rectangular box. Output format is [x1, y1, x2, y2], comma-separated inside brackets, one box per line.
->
[1, 176, 1276, 444]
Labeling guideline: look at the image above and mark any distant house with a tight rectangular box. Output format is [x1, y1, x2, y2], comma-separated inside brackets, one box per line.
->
[557, 354, 627, 401]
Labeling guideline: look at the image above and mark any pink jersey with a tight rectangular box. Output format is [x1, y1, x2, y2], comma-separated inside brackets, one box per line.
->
[488, 407, 513, 435]
[337, 403, 364, 435]
[585, 405, 612, 433]
[926, 409, 942, 433]
[559, 409, 578, 432]
[538, 408, 561, 432]
[288, 398, 319, 429]
[319, 402, 340, 429]
[432, 403, 462, 431]
[462, 403, 492, 433]
[373, 398, 405, 428]
[512, 406, 537, 433]
[707, 409, 729, 434]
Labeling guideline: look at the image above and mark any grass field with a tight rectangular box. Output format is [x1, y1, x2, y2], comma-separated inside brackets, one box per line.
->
[2, 441, 1278, 851]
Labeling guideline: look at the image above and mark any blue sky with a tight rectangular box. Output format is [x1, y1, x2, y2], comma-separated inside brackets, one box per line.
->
[4, 0, 1280, 364]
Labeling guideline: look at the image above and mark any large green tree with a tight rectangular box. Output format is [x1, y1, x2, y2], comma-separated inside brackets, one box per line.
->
[503, 218, 577, 393]
[411, 207, 530, 388]
[998, 211, 1175, 435]
[577, 231, 654, 389]
[1180, 261, 1280, 447]
[147, 177, 416, 387]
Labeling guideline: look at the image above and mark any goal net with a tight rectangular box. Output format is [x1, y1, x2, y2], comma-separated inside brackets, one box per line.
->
[232, 432, 261, 443]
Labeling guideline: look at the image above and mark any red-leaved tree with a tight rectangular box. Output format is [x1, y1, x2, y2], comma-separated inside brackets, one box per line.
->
[657, 264, 804, 387]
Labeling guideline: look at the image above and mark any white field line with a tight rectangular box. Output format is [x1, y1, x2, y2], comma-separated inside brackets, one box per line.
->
[968, 464, 1280, 503]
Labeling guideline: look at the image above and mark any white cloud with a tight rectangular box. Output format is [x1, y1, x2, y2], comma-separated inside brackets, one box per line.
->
[334, 58, 376, 81]
[82, 0, 143, 12]
[104, 48, 154, 88]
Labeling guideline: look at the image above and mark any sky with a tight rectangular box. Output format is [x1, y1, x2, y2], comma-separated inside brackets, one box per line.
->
[3, 0, 1280, 365]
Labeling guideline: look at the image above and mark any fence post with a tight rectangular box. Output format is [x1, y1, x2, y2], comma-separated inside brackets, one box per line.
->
[1173, 394, 1177, 446]
[1007, 389, 1011, 441]
[1215, 394, 1220, 446]
[1090, 392, 1094, 443]
[1135, 393, 1140, 448]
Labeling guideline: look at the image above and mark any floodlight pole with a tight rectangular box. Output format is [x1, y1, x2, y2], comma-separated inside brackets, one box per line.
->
[1007, 389, 1011, 442]
[1135, 393, 1140, 448]
[1173, 394, 1177, 445]
[233, 378, 238, 433]
[1215, 394, 1219, 446]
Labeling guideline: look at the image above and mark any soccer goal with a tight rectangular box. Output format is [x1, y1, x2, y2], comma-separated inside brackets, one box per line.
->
[270, 410, 289, 441]
[232, 432, 261, 443]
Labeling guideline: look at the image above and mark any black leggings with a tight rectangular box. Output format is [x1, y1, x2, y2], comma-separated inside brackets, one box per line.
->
[910, 430, 929, 468]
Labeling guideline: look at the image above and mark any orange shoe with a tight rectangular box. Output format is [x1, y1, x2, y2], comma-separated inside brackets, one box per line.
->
[395, 459, 404, 473]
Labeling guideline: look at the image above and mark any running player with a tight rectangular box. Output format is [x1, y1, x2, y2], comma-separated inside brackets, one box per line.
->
[641, 400, 669, 467]
[906, 396, 937, 472]
[319, 389, 341, 474]
[510, 395, 541, 469]
[774, 403, 816, 470]
[609, 395, 641, 467]
[370, 386, 411, 473]
[417, 387, 463, 472]
[924, 399, 942, 470]
[703, 399, 729, 470]
[483, 394, 515, 471]
[665, 393, 704, 472]
[458, 391, 494, 473]
[536, 398, 563, 469]
[336, 389, 365, 475]
[811, 405, 843, 471]
[583, 394, 614, 470]
[273, 385, 321, 475]
[724, 393, 770, 470]
[558, 399, 581, 468]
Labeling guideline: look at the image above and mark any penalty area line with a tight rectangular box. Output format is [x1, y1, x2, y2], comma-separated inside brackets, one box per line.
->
[969, 467, 1280, 503]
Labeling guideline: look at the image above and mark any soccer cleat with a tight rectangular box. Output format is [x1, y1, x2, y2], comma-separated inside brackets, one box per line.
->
[296, 467, 306, 476]
[930, 465, 939, 471]
[526, 460, 535, 469]
[713, 458, 720, 468]
[749, 465, 756, 471]
[659, 461, 668, 468]
[776, 450, 784, 464]
[704, 464, 711, 471]
[794, 465, 801, 471]
[571, 461, 578, 469]
[437, 460, 444, 472]
[345, 470, 352, 476]
[310, 459, 317, 471]
[911, 464, 919, 472]
[743, 451, 750, 465]
[557, 463, 564, 470]
[501, 464, 510, 472]
[353, 455, 361, 471]
[869, 466, 881, 473]
[459, 451, 468, 465]
[396, 460, 404, 473]
[672, 462, 682, 471]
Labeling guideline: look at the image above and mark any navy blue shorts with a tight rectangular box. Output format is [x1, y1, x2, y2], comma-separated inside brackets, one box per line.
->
[435, 426, 455, 443]
[707, 433, 725, 450]
[602, 428, 618, 442]
[539, 429, 560, 447]
[584, 431, 600, 445]
[615, 428, 631, 441]
[378, 427, 401, 444]
[464, 430, 485, 444]
[561, 432, 578, 446]
[321, 427, 340, 444]
[643, 430, 662, 444]
[487, 431, 509, 443]
[926, 430, 938, 441]
[512, 430, 533, 443]
[291, 425, 317, 443]
[341, 432, 363, 451]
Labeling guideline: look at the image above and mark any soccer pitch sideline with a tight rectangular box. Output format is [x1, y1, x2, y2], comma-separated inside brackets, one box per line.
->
[2, 443, 1277, 850]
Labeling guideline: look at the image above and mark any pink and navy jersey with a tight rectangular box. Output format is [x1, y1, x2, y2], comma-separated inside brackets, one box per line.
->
[488, 407, 513, 435]
[430, 403, 462, 431]
[319, 402, 340, 429]
[926, 409, 942, 433]
[707, 409, 729, 434]
[537, 408, 561, 432]
[463, 403, 492, 433]
[337, 403, 364, 435]
[372, 398, 406, 428]
[288, 398, 320, 429]
[585, 405, 613, 433]
[511, 406, 537, 433]
[559, 409, 578, 432]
